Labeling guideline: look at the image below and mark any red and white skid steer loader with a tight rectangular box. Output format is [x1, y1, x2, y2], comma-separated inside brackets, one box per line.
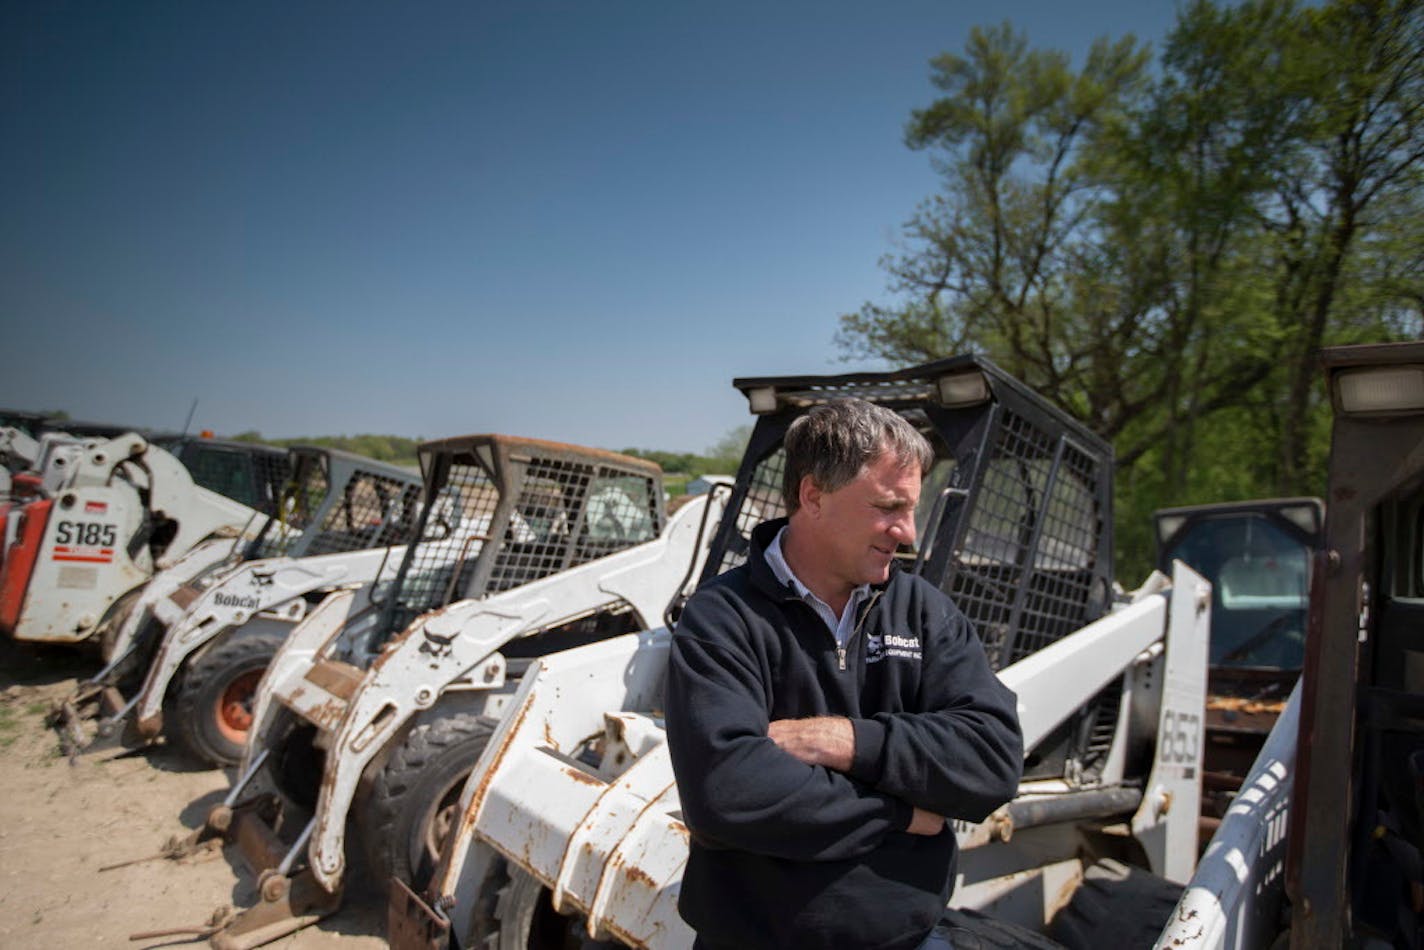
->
[0, 432, 284, 651]
[394, 355, 1214, 950]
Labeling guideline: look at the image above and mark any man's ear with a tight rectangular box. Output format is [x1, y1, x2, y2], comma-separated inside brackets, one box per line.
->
[798, 475, 822, 517]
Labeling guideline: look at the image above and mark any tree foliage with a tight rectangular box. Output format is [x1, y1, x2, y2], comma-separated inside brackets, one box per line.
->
[621, 425, 751, 487]
[228, 431, 423, 469]
[838, 0, 1424, 577]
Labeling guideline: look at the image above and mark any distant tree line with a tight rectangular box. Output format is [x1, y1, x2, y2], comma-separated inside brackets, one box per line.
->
[228, 431, 423, 469]
[620, 426, 750, 481]
[837, 0, 1423, 577]
[226, 426, 753, 492]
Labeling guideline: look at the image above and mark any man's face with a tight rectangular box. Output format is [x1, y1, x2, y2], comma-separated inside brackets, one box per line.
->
[801, 450, 922, 593]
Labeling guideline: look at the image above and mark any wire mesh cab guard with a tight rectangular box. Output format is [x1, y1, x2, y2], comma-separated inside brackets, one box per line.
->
[367, 435, 666, 650]
[243, 446, 424, 561]
[701, 353, 1117, 782]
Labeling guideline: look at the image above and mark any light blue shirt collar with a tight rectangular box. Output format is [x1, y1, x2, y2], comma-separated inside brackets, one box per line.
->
[765, 525, 871, 647]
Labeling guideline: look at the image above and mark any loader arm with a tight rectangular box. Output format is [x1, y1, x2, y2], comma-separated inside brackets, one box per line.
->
[306, 493, 723, 890]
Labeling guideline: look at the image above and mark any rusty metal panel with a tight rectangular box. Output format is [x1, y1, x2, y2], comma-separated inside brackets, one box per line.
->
[302, 658, 365, 702]
[167, 583, 201, 611]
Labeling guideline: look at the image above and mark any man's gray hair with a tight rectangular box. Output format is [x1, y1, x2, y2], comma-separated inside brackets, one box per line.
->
[781, 399, 934, 514]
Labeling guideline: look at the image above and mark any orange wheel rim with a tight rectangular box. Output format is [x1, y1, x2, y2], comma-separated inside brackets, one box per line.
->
[214, 670, 264, 745]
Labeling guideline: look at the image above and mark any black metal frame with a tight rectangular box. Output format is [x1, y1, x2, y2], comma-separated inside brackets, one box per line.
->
[1288, 342, 1424, 949]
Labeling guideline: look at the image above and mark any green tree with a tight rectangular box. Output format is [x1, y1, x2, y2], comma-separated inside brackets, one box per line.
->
[704, 425, 751, 475]
[838, 1, 1423, 576]
[1265, 0, 1424, 487]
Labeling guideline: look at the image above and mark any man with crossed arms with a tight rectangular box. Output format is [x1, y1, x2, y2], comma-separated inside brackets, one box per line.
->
[667, 398, 1023, 950]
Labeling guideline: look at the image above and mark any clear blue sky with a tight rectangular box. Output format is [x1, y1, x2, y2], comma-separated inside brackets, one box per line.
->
[1, 1, 1179, 454]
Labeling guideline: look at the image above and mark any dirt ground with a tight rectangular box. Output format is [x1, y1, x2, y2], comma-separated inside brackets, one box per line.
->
[0, 644, 387, 950]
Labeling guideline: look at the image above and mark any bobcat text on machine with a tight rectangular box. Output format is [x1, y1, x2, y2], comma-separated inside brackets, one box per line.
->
[54, 445, 425, 766]
[149, 435, 726, 949]
[0, 433, 287, 651]
[1158, 341, 1424, 949]
[394, 354, 1213, 950]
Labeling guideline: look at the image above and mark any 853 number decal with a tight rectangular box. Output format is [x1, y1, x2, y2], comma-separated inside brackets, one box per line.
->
[1161, 708, 1202, 765]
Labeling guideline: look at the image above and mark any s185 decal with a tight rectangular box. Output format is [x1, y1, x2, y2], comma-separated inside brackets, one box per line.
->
[55, 521, 118, 547]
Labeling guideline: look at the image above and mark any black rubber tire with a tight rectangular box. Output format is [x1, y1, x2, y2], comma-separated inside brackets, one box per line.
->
[165, 623, 286, 768]
[476, 862, 611, 950]
[1049, 858, 1184, 950]
[359, 711, 495, 892]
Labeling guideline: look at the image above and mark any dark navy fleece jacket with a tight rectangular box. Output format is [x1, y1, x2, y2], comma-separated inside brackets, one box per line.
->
[665, 519, 1023, 950]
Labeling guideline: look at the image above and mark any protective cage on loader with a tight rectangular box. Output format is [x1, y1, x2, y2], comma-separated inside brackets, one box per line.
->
[1159, 341, 1424, 950]
[56, 445, 425, 766]
[399, 354, 1212, 950]
[0, 433, 288, 648]
[177, 435, 717, 950]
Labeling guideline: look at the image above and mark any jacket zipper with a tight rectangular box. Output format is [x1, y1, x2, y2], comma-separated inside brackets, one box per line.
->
[839, 590, 883, 671]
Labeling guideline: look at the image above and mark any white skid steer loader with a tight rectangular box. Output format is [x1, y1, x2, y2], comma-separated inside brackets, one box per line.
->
[147, 435, 725, 949]
[1158, 341, 1424, 950]
[393, 355, 1214, 950]
[0, 433, 283, 649]
[53, 445, 425, 766]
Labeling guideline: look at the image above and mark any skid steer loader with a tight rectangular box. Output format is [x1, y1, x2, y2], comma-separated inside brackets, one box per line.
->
[1152, 498, 1322, 843]
[393, 354, 1213, 950]
[0, 432, 285, 649]
[152, 435, 726, 949]
[1158, 341, 1424, 949]
[54, 445, 425, 766]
